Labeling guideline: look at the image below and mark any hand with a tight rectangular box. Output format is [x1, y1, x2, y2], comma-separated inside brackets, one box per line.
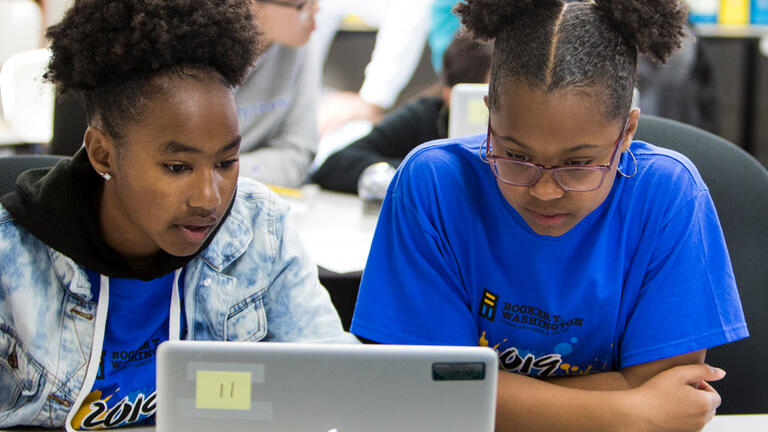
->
[317, 91, 384, 137]
[624, 364, 725, 432]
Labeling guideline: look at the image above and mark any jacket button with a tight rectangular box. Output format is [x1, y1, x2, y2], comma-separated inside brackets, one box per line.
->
[203, 278, 212, 287]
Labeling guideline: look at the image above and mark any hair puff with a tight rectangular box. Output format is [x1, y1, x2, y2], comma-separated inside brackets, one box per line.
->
[594, 0, 689, 64]
[45, 0, 260, 93]
[454, 0, 561, 41]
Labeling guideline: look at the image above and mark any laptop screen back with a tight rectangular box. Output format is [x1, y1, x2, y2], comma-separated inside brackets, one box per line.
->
[448, 83, 489, 139]
[157, 341, 497, 432]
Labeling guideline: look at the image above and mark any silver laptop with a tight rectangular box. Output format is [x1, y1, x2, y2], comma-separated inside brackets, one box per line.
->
[156, 341, 497, 432]
[448, 83, 489, 138]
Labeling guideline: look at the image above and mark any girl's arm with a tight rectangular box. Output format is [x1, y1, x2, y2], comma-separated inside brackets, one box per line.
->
[495, 350, 724, 432]
[546, 350, 705, 390]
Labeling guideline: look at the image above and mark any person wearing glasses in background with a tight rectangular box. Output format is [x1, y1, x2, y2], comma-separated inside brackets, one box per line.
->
[350, 1, 748, 431]
[236, 0, 320, 187]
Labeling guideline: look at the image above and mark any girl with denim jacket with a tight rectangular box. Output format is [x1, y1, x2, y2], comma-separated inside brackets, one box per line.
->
[0, 0, 350, 429]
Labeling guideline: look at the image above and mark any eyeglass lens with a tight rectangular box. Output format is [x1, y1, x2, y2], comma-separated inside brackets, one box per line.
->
[492, 160, 606, 190]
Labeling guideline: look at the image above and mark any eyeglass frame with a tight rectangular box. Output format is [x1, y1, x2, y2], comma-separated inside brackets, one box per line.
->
[256, 0, 316, 19]
[481, 118, 629, 192]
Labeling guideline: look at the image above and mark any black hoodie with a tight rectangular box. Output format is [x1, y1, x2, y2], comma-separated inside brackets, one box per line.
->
[0, 148, 230, 280]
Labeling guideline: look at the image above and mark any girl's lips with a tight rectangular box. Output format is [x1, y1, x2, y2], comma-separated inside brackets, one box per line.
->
[526, 209, 569, 226]
[176, 224, 214, 243]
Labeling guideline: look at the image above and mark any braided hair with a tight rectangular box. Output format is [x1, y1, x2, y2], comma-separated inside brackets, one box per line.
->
[45, 0, 261, 140]
[454, 0, 689, 119]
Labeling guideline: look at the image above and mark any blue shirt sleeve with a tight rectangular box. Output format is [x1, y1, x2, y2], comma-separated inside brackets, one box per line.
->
[351, 150, 479, 346]
[618, 186, 748, 368]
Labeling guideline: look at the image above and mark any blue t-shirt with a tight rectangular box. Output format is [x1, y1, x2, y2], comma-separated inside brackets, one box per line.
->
[72, 270, 184, 429]
[351, 136, 748, 376]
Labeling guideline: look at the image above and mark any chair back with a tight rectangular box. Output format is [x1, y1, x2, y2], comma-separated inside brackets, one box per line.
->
[0, 48, 55, 145]
[635, 114, 768, 414]
[0, 154, 65, 197]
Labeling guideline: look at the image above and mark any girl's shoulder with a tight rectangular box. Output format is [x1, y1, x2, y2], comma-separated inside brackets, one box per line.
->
[402, 134, 485, 167]
[0, 204, 32, 245]
[229, 177, 290, 228]
[630, 140, 708, 194]
[389, 134, 490, 204]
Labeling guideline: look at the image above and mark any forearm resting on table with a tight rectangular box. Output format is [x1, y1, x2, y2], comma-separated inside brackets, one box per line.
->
[494, 350, 724, 432]
[545, 350, 705, 391]
[496, 371, 633, 432]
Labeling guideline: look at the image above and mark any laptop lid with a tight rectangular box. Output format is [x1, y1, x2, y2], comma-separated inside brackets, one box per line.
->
[448, 83, 489, 139]
[157, 341, 497, 432]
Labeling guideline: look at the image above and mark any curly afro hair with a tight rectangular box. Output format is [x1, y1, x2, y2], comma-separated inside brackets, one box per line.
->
[45, 0, 261, 139]
[454, 0, 690, 119]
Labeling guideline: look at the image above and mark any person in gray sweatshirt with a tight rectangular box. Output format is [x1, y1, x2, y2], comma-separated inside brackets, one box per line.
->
[236, 0, 320, 187]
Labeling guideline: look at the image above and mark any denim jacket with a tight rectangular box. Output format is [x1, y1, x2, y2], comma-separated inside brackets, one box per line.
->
[0, 177, 350, 428]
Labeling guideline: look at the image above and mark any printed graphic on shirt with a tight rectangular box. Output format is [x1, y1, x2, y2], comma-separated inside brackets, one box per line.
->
[478, 289, 498, 322]
[71, 388, 157, 430]
[72, 338, 163, 430]
[98, 339, 161, 377]
[498, 302, 584, 335]
[237, 98, 291, 119]
[476, 290, 609, 377]
[479, 331, 609, 377]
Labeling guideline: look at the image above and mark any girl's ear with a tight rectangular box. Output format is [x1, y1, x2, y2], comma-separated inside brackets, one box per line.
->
[621, 108, 641, 152]
[84, 126, 116, 178]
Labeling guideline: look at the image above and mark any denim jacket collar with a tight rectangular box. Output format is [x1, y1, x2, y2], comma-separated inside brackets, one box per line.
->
[196, 206, 253, 272]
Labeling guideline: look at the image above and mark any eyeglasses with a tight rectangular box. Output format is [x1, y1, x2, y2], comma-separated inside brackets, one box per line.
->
[257, 0, 316, 20]
[481, 119, 627, 192]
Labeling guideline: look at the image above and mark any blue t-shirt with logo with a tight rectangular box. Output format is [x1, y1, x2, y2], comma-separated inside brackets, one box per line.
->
[351, 136, 748, 376]
[72, 270, 184, 429]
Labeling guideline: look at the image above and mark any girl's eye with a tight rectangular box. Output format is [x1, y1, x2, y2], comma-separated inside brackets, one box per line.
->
[165, 163, 188, 173]
[505, 152, 530, 162]
[566, 160, 593, 166]
[219, 158, 239, 169]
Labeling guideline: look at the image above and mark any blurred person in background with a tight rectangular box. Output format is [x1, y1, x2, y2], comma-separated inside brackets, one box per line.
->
[313, 0, 435, 136]
[312, 33, 491, 194]
[236, 0, 322, 187]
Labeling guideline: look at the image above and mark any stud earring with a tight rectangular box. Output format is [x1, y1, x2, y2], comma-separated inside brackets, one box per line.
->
[100, 172, 112, 181]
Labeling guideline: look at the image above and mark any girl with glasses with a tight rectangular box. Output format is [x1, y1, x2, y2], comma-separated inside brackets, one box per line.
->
[350, 1, 747, 431]
[0, 0, 349, 430]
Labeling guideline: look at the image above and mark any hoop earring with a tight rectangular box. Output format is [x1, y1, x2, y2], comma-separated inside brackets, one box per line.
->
[617, 149, 637, 178]
[100, 172, 112, 181]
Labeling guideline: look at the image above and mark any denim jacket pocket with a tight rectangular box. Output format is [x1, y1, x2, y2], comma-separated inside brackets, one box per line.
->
[0, 329, 43, 414]
[225, 290, 268, 342]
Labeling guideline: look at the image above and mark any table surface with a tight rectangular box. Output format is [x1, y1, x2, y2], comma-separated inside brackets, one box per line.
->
[285, 186, 379, 275]
[1, 414, 765, 431]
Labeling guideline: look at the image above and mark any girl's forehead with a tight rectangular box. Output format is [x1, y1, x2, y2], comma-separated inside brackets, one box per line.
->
[494, 87, 614, 130]
[489, 84, 627, 154]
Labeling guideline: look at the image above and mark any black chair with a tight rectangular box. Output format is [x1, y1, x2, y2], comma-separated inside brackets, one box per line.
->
[319, 267, 362, 332]
[0, 154, 65, 197]
[635, 114, 768, 414]
[49, 92, 88, 157]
